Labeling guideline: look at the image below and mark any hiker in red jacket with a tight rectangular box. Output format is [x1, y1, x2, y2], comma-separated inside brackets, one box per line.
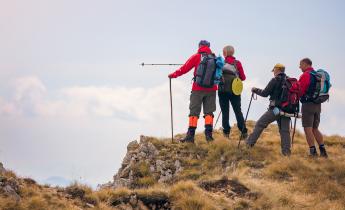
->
[299, 58, 328, 157]
[168, 40, 217, 143]
[218, 45, 248, 139]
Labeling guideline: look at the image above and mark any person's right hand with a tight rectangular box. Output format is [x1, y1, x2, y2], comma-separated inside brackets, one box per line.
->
[251, 87, 258, 93]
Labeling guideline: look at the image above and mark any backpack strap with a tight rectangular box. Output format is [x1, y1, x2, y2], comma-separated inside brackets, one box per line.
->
[273, 73, 286, 104]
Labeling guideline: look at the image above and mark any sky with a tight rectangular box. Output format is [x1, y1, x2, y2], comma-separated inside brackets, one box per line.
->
[0, 0, 344, 187]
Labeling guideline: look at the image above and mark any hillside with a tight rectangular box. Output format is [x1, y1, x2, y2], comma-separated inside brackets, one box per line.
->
[1, 121, 345, 210]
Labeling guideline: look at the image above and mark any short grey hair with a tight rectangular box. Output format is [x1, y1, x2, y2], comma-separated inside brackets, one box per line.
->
[223, 45, 235, 57]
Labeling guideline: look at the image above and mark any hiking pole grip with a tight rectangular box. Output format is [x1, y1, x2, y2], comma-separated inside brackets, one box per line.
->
[169, 78, 174, 143]
[238, 92, 255, 148]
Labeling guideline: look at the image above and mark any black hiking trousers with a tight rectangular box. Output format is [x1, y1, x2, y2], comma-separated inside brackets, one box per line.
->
[218, 91, 248, 134]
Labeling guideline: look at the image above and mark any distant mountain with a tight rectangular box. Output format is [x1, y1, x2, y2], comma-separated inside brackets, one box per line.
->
[43, 176, 72, 187]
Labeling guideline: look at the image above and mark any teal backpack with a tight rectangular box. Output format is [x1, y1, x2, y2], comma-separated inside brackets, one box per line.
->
[303, 69, 331, 104]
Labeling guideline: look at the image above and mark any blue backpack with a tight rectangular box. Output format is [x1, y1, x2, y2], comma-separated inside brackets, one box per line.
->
[214, 56, 224, 85]
[303, 69, 331, 104]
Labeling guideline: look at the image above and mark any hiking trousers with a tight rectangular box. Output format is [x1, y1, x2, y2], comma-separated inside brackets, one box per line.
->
[246, 109, 291, 155]
[218, 92, 247, 134]
[189, 91, 216, 117]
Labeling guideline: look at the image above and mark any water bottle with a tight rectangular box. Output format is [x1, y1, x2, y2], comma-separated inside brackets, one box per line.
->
[273, 107, 280, 116]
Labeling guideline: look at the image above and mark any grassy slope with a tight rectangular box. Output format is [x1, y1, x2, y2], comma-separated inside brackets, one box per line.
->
[1, 121, 345, 210]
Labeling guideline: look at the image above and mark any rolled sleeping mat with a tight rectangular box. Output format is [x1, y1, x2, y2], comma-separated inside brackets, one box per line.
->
[273, 107, 301, 118]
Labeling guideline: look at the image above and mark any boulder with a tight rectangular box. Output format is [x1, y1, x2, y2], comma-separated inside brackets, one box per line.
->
[0, 162, 5, 175]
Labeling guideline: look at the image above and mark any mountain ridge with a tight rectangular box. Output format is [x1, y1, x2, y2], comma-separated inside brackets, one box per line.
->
[1, 121, 345, 209]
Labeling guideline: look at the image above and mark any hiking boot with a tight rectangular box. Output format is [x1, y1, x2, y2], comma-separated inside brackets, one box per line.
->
[240, 132, 248, 140]
[282, 150, 291, 157]
[245, 142, 254, 149]
[319, 146, 328, 158]
[205, 125, 214, 142]
[205, 132, 214, 142]
[309, 146, 318, 157]
[223, 132, 230, 139]
[180, 127, 195, 143]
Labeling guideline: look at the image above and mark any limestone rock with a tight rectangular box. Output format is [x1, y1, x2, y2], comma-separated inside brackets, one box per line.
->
[0, 162, 5, 174]
[113, 178, 131, 188]
[174, 160, 183, 174]
[127, 140, 139, 151]
[0, 175, 21, 202]
[3, 185, 21, 201]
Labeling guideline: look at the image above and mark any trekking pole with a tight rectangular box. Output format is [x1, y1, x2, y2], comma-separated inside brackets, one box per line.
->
[238, 93, 256, 149]
[290, 120, 293, 130]
[169, 78, 174, 143]
[291, 116, 297, 147]
[141, 63, 183, 67]
[214, 111, 222, 129]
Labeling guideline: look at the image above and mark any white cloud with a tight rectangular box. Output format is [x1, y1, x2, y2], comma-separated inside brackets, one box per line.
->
[1, 76, 343, 135]
[0, 76, 191, 124]
[13, 76, 46, 101]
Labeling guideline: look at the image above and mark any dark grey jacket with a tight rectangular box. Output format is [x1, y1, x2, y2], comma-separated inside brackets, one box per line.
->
[253, 73, 286, 107]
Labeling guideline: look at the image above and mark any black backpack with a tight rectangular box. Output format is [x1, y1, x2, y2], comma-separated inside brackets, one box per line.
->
[279, 77, 300, 114]
[194, 53, 217, 88]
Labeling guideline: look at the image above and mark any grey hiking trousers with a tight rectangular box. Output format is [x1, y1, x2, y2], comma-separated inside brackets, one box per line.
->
[189, 91, 216, 117]
[246, 109, 291, 156]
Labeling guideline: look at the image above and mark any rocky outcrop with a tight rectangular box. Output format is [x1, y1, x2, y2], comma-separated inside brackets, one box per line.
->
[105, 136, 183, 189]
[0, 162, 5, 174]
[0, 163, 21, 202]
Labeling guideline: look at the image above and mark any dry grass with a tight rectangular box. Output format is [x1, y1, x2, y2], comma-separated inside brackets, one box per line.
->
[169, 181, 218, 210]
[1, 120, 345, 209]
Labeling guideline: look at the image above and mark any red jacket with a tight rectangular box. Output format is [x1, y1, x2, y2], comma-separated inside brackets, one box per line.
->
[169, 46, 217, 91]
[298, 67, 314, 96]
[225, 56, 246, 81]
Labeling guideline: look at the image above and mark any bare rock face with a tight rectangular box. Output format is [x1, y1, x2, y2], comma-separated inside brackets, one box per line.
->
[104, 135, 182, 189]
[0, 162, 5, 175]
[109, 136, 159, 188]
[0, 163, 21, 202]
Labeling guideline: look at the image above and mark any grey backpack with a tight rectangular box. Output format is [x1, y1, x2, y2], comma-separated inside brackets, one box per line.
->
[194, 53, 217, 88]
[219, 61, 239, 94]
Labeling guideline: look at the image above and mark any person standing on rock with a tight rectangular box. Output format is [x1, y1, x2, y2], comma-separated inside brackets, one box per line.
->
[218, 45, 248, 139]
[168, 40, 221, 143]
[298, 58, 328, 157]
[245, 64, 291, 156]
